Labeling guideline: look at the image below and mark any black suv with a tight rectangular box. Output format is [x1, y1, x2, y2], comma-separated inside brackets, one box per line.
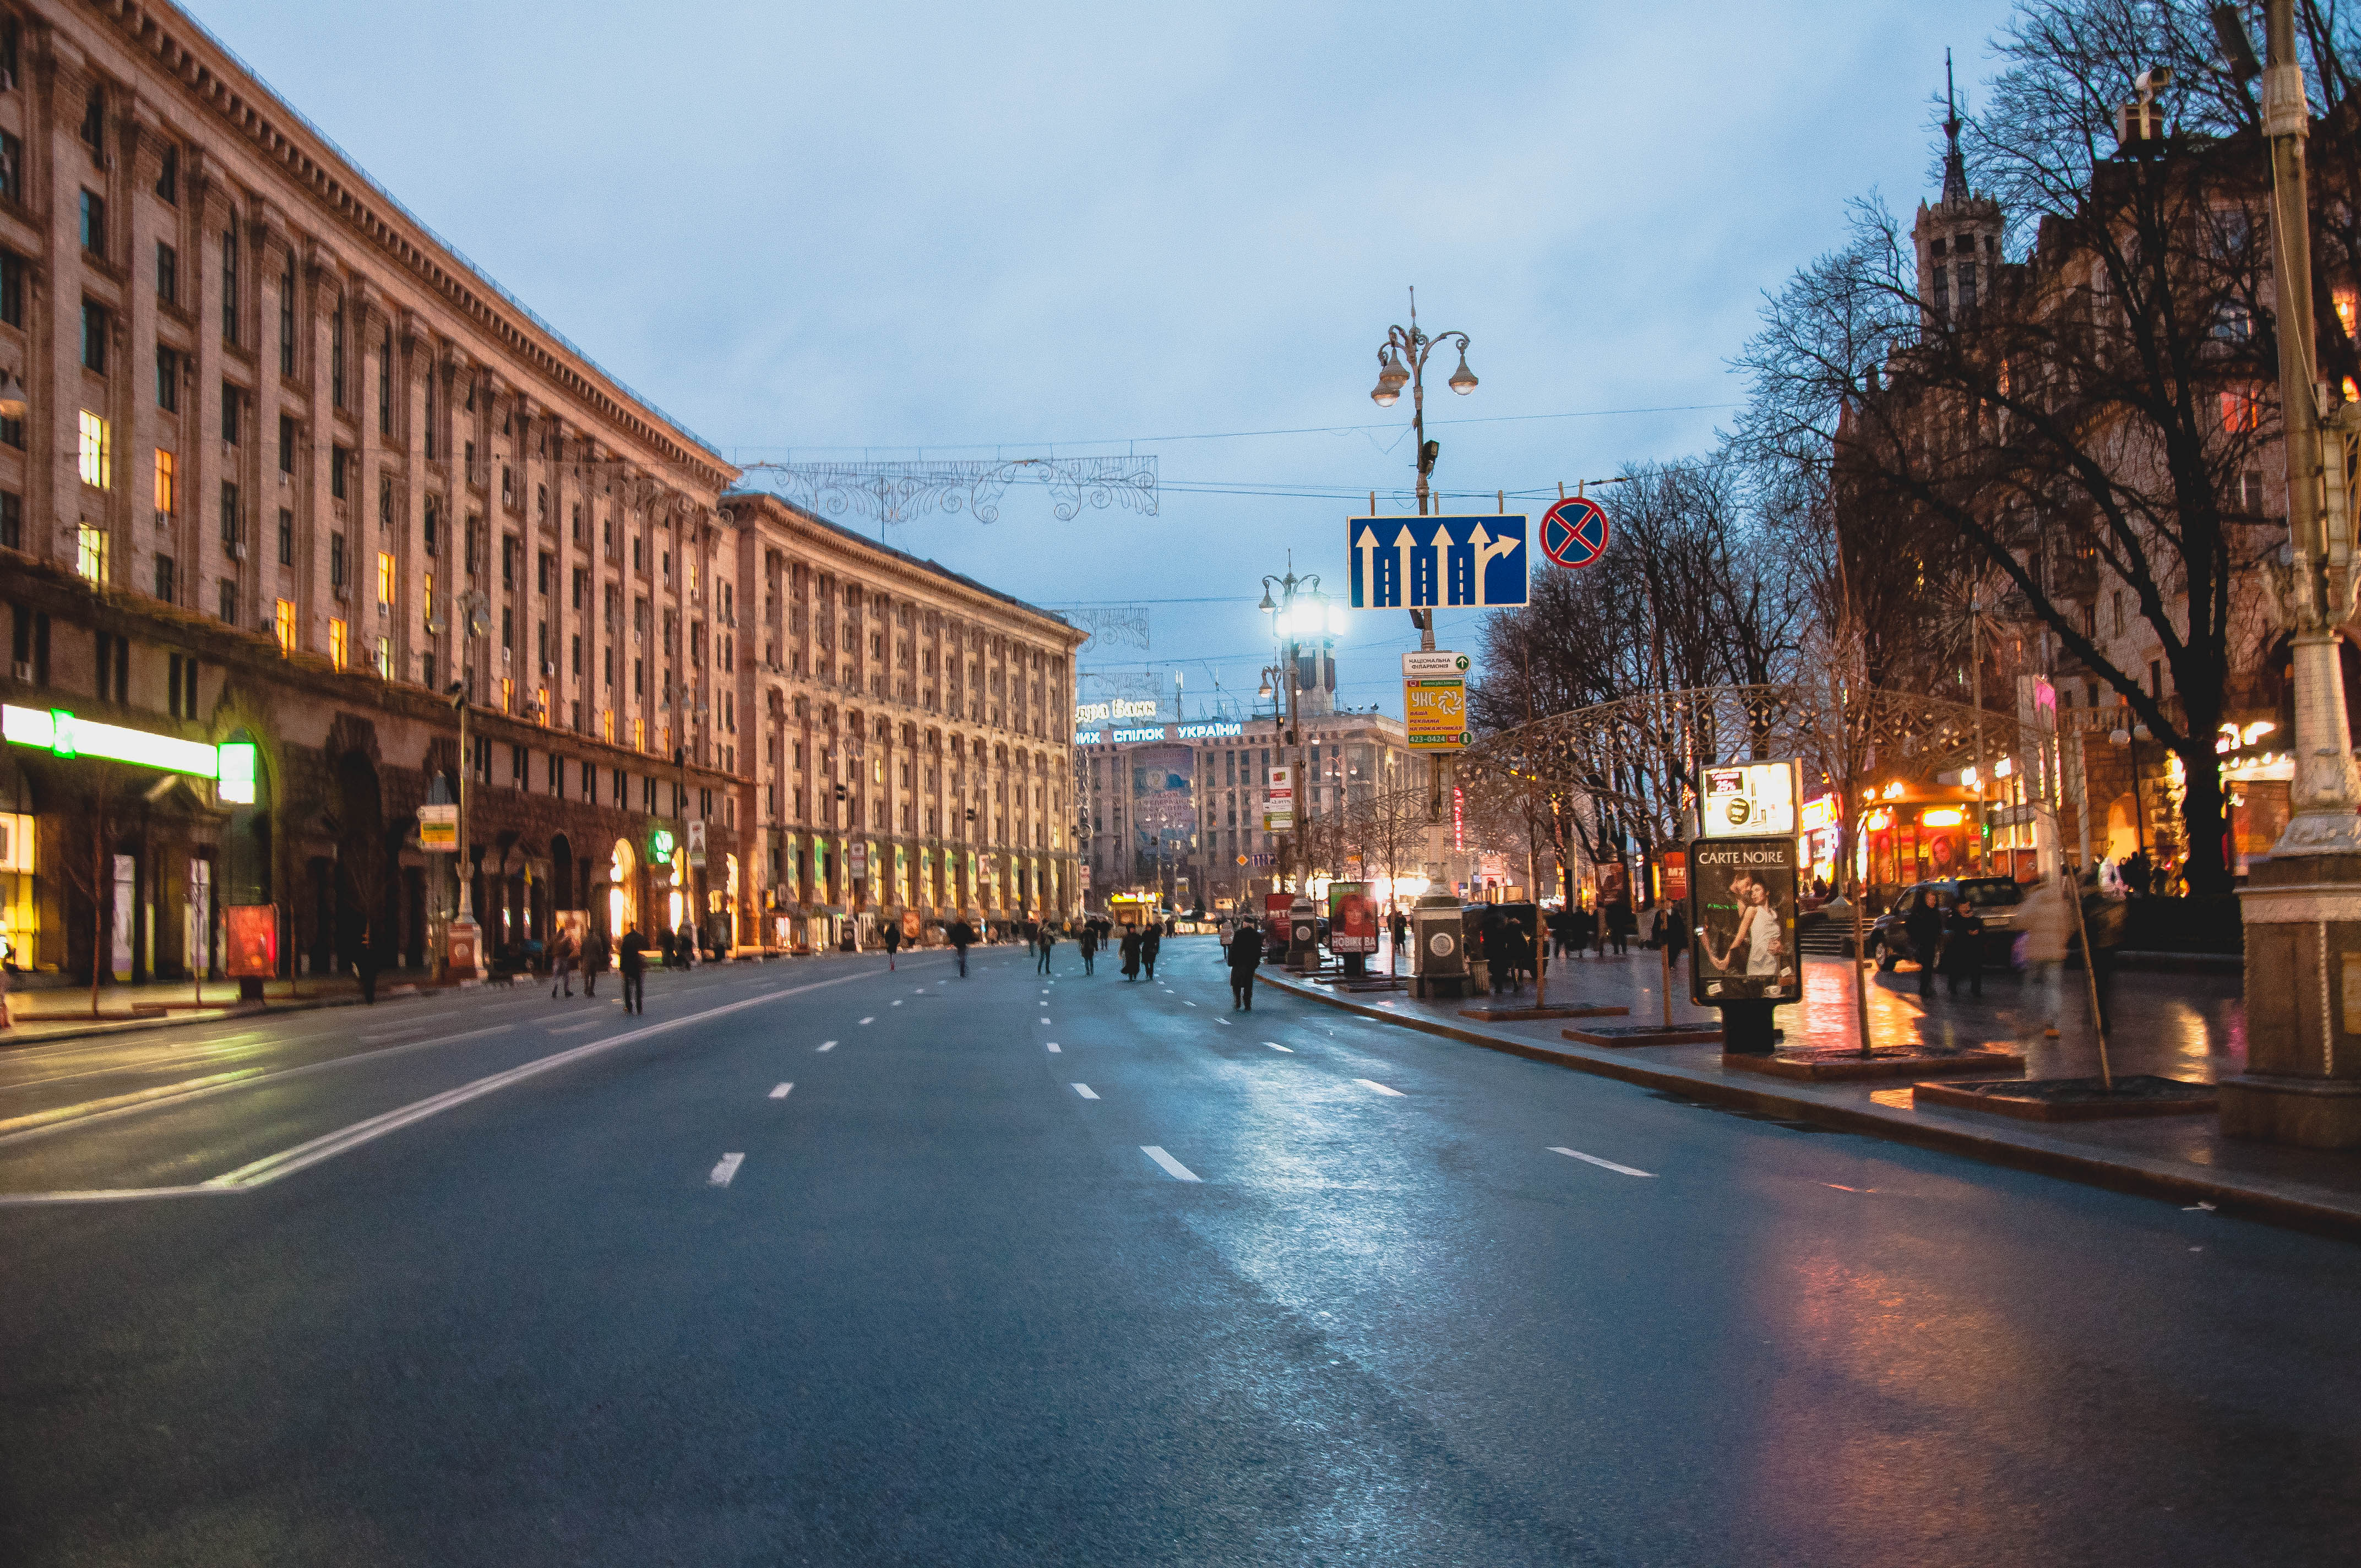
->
[1869, 877, 2025, 970]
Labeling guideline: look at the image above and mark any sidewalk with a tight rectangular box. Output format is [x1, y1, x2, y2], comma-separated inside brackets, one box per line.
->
[0, 973, 380, 1047]
[1266, 949, 2361, 1243]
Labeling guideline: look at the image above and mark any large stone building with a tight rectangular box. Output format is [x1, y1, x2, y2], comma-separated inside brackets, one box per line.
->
[0, 0, 1077, 986]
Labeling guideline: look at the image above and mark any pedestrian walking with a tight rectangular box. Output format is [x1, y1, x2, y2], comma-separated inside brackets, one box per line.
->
[1389, 908, 1409, 970]
[1905, 888, 1946, 1000]
[1037, 925, 1057, 975]
[657, 928, 677, 971]
[1141, 924, 1161, 981]
[949, 919, 975, 978]
[549, 926, 578, 998]
[1119, 928, 1142, 981]
[2081, 873, 2126, 1034]
[676, 920, 698, 970]
[883, 919, 902, 971]
[618, 925, 648, 1015]
[1496, 918, 1531, 994]
[2016, 878, 2070, 1039]
[1078, 925, 1098, 975]
[1941, 897, 1985, 999]
[1227, 919, 1265, 1009]
[581, 925, 608, 999]
[1607, 901, 1634, 956]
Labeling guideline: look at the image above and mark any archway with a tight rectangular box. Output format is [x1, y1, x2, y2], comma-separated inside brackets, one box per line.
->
[332, 749, 388, 984]
[608, 838, 638, 942]
[2105, 793, 2141, 861]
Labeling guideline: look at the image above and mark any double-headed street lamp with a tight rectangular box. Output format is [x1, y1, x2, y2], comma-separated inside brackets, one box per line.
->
[424, 586, 492, 978]
[1258, 565, 1336, 903]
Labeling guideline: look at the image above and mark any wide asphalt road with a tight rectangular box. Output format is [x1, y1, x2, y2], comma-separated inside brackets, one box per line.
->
[2, 937, 2355, 1566]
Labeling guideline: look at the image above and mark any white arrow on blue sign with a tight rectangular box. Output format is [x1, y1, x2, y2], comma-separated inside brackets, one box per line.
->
[1348, 516, 1529, 609]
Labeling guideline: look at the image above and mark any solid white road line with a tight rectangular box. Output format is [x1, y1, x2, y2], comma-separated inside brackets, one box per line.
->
[1072, 1083, 1099, 1099]
[1046, 1043, 1062, 1053]
[1356, 1078, 1406, 1097]
[1266, 1042, 1293, 1052]
[817, 1040, 839, 1052]
[1550, 1146, 1656, 1178]
[1141, 1145, 1201, 1183]
[0, 1024, 521, 1151]
[769, 1082, 793, 1099]
[710, 1152, 746, 1186]
[196, 972, 879, 1193]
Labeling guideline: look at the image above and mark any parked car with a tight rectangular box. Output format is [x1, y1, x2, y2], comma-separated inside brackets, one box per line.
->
[1869, 877, 2026, 970]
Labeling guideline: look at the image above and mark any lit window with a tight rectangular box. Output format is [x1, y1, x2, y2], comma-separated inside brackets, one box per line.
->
[634, 717, 645, 752]
[329, 617, 349, 671]
[536, 686, 549, 726]
[377, 550, 395, 607]
[423, 572, 434, 625]
[274, 597, 295, 655]
[602, 709, 614, 743]
[75, 522, 107, 582]
[374, 636, 390, 677]
[501, 676, 514, 712]
[2221, 387, 2263, 432]
[77, 410, 110, 488]
[154, 449, 175, 515]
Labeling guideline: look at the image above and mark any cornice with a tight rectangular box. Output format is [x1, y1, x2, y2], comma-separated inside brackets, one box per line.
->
[77, 0, 736, 499]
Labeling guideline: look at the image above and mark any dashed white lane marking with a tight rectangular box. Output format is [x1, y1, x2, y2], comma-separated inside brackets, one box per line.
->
[1183, 999, 1198, 1007]
[1072, 1083, 1100, 1099]
[710, 1152, 746, 1186]
[1551, 1146, 1656, 1178]
[816, 1041, 839, 1053]
[769, 1082, 793, 1099]
[1266, 1042, 1293, 1052]
[1356, 1078, 1405, 1097]
[891, 999, 904, 1006]
[1217, 1019, 1233, 1026]
[545, 1019, 603, 1034]
[1141, 1146, 1200, 1182]
[858, 1017, 875, 1026]
[1040, 1019, 1052, 1026]
[1046, 1043, 1062, 1053]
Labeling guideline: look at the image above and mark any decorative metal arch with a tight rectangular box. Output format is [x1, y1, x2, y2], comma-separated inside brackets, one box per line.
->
[742, 456, 1158, 529]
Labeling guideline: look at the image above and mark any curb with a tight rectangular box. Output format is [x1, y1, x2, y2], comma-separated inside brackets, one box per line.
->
[1264, 973, 2361, 1245]
[0, 990, 377, 1048]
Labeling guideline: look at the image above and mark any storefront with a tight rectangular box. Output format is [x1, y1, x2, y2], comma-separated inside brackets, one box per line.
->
[1857, 783, 1990, 899]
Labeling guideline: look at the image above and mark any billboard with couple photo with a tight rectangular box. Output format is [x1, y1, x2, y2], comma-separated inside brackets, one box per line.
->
[1687, 836, 1800, 1004]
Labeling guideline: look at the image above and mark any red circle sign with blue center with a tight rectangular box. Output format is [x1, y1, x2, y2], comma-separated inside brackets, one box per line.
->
[1541, 496, 1611, 569]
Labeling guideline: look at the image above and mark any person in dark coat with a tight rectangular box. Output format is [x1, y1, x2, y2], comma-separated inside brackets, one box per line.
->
[1141, 924, 1162, 981]
[580, 925, 609, 998]
[1227, 921, 1265, 1009]
[1119, 927, 1143, 980]
[1941, 896, 1984, 999]
[1903, 888, 1946, 999]
[1078, 925, 1098, 975]
[949, 919, 975, 977]
[882, 919, 902, 971]
[618, 925, 648, 1015]
[1495, 919, 1532, 994]
[1037, 924, 1057, 976]
[1607, 901, 1635, 956]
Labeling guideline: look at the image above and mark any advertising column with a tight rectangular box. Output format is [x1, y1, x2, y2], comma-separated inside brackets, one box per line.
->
[1688, 761, 1803, 1053]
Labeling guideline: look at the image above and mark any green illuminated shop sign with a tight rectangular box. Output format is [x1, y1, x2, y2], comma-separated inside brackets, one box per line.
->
[649, 826, 677, 863]
[2, 705, 257, 803]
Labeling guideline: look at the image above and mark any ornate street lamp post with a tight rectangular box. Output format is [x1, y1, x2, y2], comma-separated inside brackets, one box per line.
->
[425, 587, 491, 980]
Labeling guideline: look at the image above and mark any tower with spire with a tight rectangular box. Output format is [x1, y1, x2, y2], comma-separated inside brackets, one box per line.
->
[1913, 51, 2006, 328]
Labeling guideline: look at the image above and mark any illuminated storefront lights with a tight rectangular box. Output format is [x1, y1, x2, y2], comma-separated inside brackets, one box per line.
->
[2, 705, 257, 802]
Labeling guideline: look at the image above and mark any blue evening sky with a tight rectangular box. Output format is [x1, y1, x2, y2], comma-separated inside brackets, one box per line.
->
[192, 0, 2019, 720]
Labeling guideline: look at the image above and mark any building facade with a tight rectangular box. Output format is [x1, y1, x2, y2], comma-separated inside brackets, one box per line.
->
[0, 0, 1073, 985]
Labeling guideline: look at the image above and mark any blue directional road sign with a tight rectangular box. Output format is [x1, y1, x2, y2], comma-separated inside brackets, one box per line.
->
[1348, 516, 1529, 609]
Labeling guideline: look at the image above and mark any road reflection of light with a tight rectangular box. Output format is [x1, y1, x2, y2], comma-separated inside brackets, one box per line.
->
[1739, 1245, 2022, 1559]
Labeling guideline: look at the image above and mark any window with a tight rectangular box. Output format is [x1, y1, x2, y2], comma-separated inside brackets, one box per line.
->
[423, 368, 436, 459]
[277, 508, 293, 566]
[377, 551, 395, 606]
[537, 551, 552, 596]
[221, 382, 241, 443]
[154, 240, 178, 306]
[378, 323, 392, 434]
[78, 190, 104, 254]
[330, 532, 346, 591]
[330, 306, 345, 407]
[76, 524, 107, 584]
[221, 228, 238, 344]
[2222, 386, 2264, 432]
[374, 636, 389, 678]
[2213, 300, 2253, 342]
[330, 445, 349, 500]
[423, 497, 438, 557]
[220, 482, 239, 546]
[77, 410, 111, 488]
[0, 489, 19, 549]
[278, 413, 295, 473]
[154, 449, 175, 516]
[80, 84, 103, 162]
[168, 654, 198, 718]
[502, 534, 518, 590]
[379, 473, 394, 532]
[329, 617, 348, 671]
[81, 300, 107, 372]
[219, 580, 238, 625]
[0, 248, 21, 326]
[571, 567, 586, 610]
[156, 346, 179, 410]
[156, 143, 177, 204]
[279, 251, 295, 377]
[0, 131, 20, 204]
[420, 651, 436, 692]
[274, 598, 295, 654]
